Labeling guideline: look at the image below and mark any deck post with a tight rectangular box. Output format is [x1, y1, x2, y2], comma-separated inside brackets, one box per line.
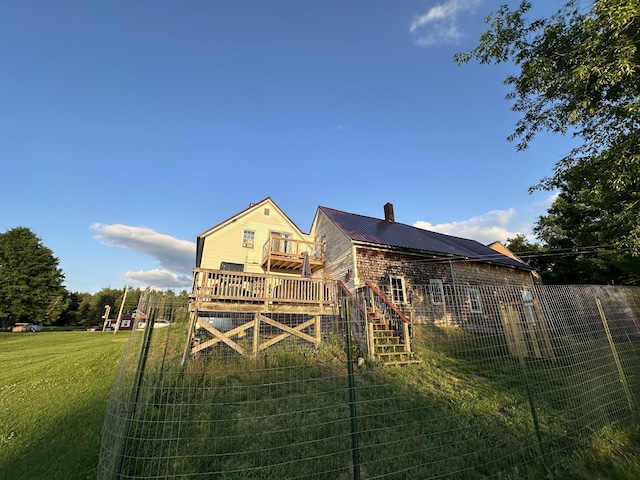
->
[315, 315, 321, 344]
[252, 312, 260, 356]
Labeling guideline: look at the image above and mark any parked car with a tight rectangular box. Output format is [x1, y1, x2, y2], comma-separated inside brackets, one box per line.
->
[136, 319, 171, 330]
[12, 323, 42, 332]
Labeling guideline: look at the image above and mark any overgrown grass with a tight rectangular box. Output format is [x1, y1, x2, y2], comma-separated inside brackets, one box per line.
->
[4, 327, 640, 479]
[100, 326, 640, 479]
[0, 331, 127, 480]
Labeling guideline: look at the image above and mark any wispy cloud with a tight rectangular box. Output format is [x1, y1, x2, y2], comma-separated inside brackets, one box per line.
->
[414, 208, 521, 244]
[412, 192, 558, 243]
[91, 224, 196, 287]
[410, 0, 482, 46]
[124, 269, 192, 288]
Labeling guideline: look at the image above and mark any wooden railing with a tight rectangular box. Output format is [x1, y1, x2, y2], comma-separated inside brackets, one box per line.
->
[191, 268, 336, 305]
[361, 282, 411, 347]
[261, 237, 324, 272]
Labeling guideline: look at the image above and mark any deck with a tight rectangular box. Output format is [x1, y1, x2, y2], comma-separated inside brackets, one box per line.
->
[261, 237, 324, 273]
[187, 269, 339, 358]
[190, 268, 337, 314]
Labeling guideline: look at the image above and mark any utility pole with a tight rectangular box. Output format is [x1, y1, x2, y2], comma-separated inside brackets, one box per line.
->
[101, 305, 111, 332]
[113, 285, 130, 334]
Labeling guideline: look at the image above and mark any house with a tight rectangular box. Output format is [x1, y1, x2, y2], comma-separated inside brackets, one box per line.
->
[104, 310, 147, 331]
[311, 203, 537, 290]
[195, 197, 323, 276]
[189, 198, 333, 359]
[309, 203, 538, 327]
[488, 240, 542, 284]
[187, 200, 540, 364]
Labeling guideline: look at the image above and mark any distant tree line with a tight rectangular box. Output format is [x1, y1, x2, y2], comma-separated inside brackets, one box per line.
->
[0, 226, 188, 329]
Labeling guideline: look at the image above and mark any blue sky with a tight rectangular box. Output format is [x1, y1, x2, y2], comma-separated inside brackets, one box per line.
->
[1, 0, 575, 293]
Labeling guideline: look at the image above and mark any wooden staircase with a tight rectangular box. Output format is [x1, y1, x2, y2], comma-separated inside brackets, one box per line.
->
[368, 309, 420, 366]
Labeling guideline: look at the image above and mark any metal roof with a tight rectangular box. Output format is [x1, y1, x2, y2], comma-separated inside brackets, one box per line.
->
[318, 206, 534, 271]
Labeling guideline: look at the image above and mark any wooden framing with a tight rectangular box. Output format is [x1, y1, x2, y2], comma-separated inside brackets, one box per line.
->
[190, 312, 322, 357]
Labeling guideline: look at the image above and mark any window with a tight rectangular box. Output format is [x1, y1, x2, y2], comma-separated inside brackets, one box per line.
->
[220, 262, 244, 272]
[264, 208, 270, 216]
[467, 287, 482, 313]
[121, 320, 131, 328]
[389, 275, 406, 303]
[429, 279, 445, 305]
[270, 231, 292, 253]
[242, 230, 255, 248]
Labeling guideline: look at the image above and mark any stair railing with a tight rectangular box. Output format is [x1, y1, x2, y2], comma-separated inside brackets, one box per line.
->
[361, 282, 412, 354]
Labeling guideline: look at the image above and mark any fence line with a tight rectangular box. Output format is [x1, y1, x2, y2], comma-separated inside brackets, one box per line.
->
[98, 285, 640, 479]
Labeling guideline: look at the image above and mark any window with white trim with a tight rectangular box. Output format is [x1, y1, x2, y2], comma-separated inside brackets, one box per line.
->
[467, 287, 482, 313]
[389, 275, 406, 303]
[242, 230, 255, 248]
[429, 279, 445, 305]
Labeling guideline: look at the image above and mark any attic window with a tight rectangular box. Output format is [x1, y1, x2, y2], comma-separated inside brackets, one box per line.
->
[264, 208, 270, 216]
[242, 230, 255, 248]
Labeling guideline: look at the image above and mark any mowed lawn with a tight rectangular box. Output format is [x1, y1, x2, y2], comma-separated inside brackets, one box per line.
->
[0, 332, 127, 480]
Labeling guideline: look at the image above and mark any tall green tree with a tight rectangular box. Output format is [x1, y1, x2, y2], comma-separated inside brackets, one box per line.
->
[456, 0, 640, 282]
[0, 227, 67, 328]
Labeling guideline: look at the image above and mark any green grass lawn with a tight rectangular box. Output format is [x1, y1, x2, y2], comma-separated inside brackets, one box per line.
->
[0, 332, 127, 480]
[3, 328, 640, 480]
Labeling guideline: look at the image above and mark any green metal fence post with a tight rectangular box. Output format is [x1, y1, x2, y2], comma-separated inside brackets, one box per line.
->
[112, 308, 157, 479]
[518, 352, 545, 463]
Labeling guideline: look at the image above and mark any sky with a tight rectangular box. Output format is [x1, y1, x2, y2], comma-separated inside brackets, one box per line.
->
[1, 0, 577, 294]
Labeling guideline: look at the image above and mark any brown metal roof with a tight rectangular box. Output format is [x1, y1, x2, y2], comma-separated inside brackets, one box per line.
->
[319, 206, 534, 271]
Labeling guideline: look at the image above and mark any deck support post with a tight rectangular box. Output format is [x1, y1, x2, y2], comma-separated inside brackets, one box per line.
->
[252, 313, 260, 356]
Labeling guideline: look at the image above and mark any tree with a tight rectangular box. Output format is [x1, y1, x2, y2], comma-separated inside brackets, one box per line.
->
[0, 227, 67, 328]
[534, 167, 640, 284]
[455, 0, 640, 282]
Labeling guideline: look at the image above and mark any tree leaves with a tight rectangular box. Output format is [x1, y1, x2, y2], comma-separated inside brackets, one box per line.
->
[457, 0, 640, 283]
[0, 227, 66, 327]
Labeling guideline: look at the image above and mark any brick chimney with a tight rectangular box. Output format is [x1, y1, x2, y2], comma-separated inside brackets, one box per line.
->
[384, 202, 394, 222]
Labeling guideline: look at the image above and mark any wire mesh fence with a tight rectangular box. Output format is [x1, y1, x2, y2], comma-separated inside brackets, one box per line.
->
[98, 284, 640, 479]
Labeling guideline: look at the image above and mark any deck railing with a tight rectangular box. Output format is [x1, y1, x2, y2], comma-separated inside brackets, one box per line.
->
[261, 237, 324, 271]
[191, 268, 336, 305]
[358, 282, 412, 353]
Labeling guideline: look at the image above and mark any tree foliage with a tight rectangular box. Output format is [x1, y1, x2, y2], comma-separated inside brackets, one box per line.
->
[455, 0, 639, 177]
[0, 227, 66, 328]
[456, 0, 640, 283]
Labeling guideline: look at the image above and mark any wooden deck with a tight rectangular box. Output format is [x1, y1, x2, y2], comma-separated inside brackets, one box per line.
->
[187, 269, 339, 358]
[261, 237, 324, 273]
[190, 269, 337, 314]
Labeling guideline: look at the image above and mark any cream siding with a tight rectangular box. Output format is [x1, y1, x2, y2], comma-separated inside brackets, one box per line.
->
[199, 199, 310, 274]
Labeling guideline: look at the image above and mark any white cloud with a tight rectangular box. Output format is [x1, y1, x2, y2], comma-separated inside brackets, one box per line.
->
[410, 0, 481, 46]
[124, 269, 192, 288]
[530, 192, 559, 211]
[414, 208, 524, 244]
[90, 224, 196, 281]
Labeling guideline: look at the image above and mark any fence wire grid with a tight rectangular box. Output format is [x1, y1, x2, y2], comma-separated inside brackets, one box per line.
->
[98, 284, 640, 479]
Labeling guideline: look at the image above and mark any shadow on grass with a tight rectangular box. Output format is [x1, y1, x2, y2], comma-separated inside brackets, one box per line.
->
[0, 395, 110, 480]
